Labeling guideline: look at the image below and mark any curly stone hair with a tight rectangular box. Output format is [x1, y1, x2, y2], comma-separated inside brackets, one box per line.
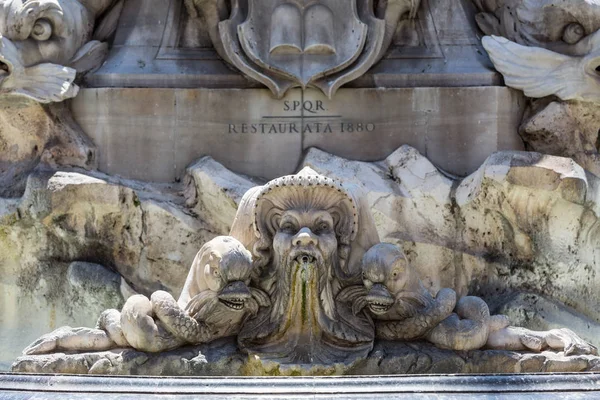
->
[251, 171, 359, 280]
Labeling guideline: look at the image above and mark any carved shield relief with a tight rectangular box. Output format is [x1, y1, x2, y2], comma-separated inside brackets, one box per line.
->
[219, 0, 386, 98]
[238, 0, 367, 88]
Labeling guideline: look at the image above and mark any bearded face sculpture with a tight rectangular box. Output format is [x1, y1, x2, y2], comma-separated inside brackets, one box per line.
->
[0, 0, 119, 103]
[235, 169, 377, 364]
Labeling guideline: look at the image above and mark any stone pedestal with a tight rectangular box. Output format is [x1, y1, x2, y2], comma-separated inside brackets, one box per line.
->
[11, 338, 600, 376]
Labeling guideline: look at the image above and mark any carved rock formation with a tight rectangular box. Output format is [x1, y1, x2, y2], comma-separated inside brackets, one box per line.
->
[11, 159, 598, 372]
[3, 147, 600, 370]
[303, 147, 600, 348]
[518, 99, 600, 178]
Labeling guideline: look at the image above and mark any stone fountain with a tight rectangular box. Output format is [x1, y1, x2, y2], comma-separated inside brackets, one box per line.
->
[2, 0, 600, 383]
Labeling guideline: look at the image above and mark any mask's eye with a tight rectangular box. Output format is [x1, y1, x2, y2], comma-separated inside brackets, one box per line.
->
[315, 222, 330, 234]
[363, 279, 373, 290]
[31, 19, 53, 41]
[280, 222, 296, 234]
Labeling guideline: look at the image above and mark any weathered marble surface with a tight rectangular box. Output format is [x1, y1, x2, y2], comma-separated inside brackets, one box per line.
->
[518, 100, 600, 179]
[15, 166, 595, 369]
[12, 338, 600, 375]
[71, 87, 525, 181]
[0, 167, 214, 368]
[3, 147, 600, 369]
[0, 102, 97, 198]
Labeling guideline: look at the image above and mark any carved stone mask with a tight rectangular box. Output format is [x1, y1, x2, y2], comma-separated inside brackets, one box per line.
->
[251, 170, 359, 280]
[0, 0, 113, 102]
[237, 168, 375, 363]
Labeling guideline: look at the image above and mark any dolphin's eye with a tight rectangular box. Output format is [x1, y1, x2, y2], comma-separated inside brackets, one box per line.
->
[213, 269, 220, 277]
[392, 269, 402, 279]
[31, 19, 53, 41]
[563, 22, 585, 45]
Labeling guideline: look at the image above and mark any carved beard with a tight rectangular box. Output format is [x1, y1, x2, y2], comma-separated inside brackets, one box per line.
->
[269, 243, 338, 325]
[235, 242, 344, 363]
[238, 238, 374, 364]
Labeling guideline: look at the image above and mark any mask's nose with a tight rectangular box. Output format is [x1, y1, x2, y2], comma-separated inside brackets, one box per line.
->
[293, 227, 318, 247]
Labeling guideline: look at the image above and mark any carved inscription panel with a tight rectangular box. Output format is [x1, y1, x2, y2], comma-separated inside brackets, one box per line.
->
[72, 87, 524, 183]
[227, 98, 376, 135]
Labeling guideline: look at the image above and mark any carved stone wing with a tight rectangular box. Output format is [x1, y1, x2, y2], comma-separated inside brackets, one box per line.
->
[482, 35, 600, 102]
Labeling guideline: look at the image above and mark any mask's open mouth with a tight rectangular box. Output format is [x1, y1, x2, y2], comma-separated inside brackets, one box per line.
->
[295, 254, 315, 265]
[290, 247, 320, 266]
